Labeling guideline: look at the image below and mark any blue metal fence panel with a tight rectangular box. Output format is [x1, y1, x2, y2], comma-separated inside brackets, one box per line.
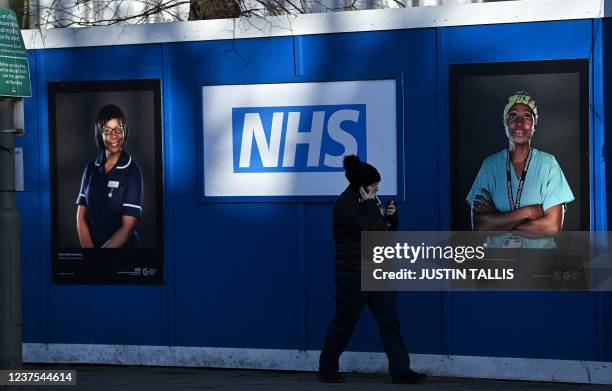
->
[591, 18, 608, 363]
[447, 292, 599, 360]
[18, 18, 610, 362]
[601, 18, 612, 363]
[24, 44, 169, 345]
[164, 38, 304, 348]
[438, 20, 603, 361]
[297, 29, 446, 353]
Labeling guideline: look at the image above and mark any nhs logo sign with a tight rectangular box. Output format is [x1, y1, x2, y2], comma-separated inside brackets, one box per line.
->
[232, 104, 366, 173]
[202, 80, 397, 198]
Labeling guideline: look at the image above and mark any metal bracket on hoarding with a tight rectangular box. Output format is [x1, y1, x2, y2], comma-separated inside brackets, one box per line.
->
[0, 128, 23, 135]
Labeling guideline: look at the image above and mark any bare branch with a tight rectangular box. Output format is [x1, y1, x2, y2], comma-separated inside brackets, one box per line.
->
[23, 0, 494, 29]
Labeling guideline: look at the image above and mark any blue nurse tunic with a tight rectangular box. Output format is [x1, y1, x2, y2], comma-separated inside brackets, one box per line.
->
[466, 148, 574, 248]
[76, 150, 143, 248]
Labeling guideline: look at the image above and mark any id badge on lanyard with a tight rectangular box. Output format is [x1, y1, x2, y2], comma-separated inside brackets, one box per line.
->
[502, 236, 523, 248]
[504, 148, 532, 249]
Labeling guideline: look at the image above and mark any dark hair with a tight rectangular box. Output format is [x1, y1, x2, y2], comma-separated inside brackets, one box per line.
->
[94, 104, 128, 150]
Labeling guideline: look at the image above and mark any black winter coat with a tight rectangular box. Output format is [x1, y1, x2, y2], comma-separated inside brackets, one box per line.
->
[333, 186, 399, 272]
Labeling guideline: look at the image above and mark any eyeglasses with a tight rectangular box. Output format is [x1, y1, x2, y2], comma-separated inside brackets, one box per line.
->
[506, 111, 534, 122]
[102, 126, 125, 135]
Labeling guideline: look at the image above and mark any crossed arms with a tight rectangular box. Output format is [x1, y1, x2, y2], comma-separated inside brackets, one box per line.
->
[471, 189, 564, 235]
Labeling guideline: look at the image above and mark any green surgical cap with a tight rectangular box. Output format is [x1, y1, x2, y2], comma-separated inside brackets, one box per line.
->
[503, 91, 538, 121]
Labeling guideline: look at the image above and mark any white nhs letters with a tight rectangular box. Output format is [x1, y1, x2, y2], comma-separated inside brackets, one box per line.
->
[238, 109, 359, 169]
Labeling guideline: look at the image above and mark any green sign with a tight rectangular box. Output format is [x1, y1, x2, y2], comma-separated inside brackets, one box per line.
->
[0, 8, 31, 97]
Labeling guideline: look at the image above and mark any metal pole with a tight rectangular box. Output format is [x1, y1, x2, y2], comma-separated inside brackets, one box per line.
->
[0, 97, 22, 370]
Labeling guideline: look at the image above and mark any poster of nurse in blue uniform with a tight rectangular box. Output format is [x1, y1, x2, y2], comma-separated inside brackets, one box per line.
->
[466, 91, 574, 248]
[448, 61, 590, 288]
[49, 79, 163, 284]
[450, 60, 589, 237]
[76, 104, 144, 248]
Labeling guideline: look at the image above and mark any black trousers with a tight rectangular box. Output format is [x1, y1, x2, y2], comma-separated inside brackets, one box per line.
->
[319, 271, 411, 377]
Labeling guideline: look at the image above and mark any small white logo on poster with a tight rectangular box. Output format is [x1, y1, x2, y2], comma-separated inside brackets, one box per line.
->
[202, 80, 398, 198]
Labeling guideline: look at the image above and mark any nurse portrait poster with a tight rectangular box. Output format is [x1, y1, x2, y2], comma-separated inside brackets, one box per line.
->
[49, 79, 164, 284]
[450, 60, 589, 237]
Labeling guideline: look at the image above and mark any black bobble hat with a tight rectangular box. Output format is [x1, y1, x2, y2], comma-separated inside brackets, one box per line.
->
[343, 155, 381, 189]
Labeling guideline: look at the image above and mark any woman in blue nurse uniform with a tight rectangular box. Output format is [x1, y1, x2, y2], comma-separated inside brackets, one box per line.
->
[76, 104, 144, 248]
[466, 91, 574, 248]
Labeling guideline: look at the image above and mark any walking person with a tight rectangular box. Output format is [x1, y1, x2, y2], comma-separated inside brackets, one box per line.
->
[318, 155, 427, 384]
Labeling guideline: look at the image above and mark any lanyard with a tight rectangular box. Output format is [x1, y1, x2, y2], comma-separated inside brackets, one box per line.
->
[506, 147, 532, 211]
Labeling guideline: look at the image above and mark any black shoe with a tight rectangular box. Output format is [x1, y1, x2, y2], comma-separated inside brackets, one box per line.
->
[318, 371, 346, 383]
[392, 370, 427, 384]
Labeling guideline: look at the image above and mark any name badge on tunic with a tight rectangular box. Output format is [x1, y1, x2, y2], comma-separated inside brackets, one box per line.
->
[107, 180, 120, 198]
[502, 236, 522, 248]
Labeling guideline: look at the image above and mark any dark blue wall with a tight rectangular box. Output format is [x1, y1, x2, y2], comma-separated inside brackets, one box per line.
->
[18, 18, 611, 362]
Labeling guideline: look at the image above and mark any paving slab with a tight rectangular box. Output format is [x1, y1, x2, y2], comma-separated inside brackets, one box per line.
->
[5, 364, 611, 391]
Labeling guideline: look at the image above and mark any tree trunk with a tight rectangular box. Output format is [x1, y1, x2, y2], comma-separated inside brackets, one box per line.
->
[188, 0, 242, 20]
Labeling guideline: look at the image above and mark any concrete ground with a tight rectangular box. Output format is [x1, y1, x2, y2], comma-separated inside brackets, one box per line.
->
[8, 364, 611, 390]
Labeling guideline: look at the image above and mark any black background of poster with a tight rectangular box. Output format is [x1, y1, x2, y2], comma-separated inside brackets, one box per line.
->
[450, 60, 589, 231]
[49, 79, 164, 284]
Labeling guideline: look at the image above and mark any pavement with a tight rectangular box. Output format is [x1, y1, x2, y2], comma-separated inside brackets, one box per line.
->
[6, 364, 611, 390]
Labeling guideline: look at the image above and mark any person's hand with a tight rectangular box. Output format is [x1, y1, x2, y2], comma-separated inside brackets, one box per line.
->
[527, 204, 544, 220]
[386, 200, 396, 216]
[472, 188, 498, 213]
[359, 186, 376, 202]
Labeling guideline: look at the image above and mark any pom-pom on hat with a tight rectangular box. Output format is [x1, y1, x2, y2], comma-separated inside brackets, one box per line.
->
[343, 155, 381, 189]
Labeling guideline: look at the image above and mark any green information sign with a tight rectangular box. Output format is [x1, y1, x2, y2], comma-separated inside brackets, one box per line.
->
[0, 8, 31, 97]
